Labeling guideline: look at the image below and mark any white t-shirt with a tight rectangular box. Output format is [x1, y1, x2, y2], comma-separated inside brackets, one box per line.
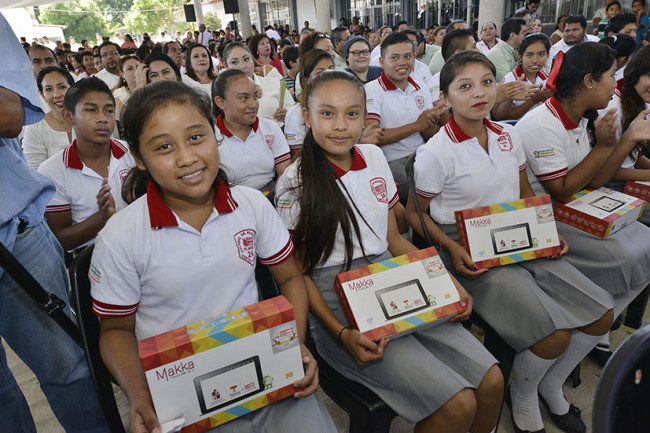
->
[216, 114, 290, 190]
[90, 179, 294, 340]
[38, 139, 135, 249]
[22, 118, 75, 169]
[254, 74, 292, 124]
[516, 96, 592, 195]
[411, 59, 433, 86]
[284, 102, 307, 151]
[181, 74, 212, 99]
[365, 73, 433, 162]
[414, 118, 526, 224]
[428, 73, 442, 107]
[113, 86, 130, 105]
[502, 65, 548, 109]
[275, 144, 399, 269]
[476, 39, 501, 56]
[95, 68, 120, 90]
[546, 35, 600, 73]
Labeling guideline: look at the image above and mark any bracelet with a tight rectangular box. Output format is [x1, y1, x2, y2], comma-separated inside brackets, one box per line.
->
[337, 326, 350, 343]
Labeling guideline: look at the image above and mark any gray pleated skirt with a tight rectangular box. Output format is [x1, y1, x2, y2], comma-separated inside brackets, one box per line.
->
[437, 224, 615, 353]
[556, 221, 650, 296]
[309, 251, 498, 423]
[209, 394, 337, 433]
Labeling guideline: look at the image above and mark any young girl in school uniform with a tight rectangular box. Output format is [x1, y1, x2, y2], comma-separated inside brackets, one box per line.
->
[89, 81, 336, 433]
[407, 51, 615, 433]
[516, 42, 650, 367]
[275, 69, 504, 433]
[212, 69, 291, 193]
[491, 33, 555, 121]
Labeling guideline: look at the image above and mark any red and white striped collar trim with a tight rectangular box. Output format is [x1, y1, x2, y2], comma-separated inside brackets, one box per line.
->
[62, 139, 128, 169]
[146, 177, 238, 228]
[613, 88, 621, 98]
[513, 65, 548, 82]
[329, 146, 368, 178]
[377, 72, 421, 91]
[444, 117, 503, 143]
[215, 112, 260, 138]
[545, 95, 578, 130]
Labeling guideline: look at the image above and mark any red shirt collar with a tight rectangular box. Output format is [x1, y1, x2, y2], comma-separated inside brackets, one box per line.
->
[513, 65, 548, 82]
[329, 146, 368, 178]
[215, 112, 260, 138]
[62, 139, 128, 169]
[377, 72, 421, 91]
[545, 95, 578, 130]
[444, 117, 503, 143]
[146, 177, 238, 229]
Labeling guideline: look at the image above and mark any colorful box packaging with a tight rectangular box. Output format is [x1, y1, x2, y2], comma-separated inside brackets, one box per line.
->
[334, 247, 463, 342]
[554, 188, 645, 238]
[624, 180, 650, 202]
[455, 195, 561, 270]
[139, 296, 304, 433]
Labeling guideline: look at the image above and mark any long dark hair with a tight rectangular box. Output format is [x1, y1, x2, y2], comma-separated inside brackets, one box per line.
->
[285, 70, 373, 274]
[120, 81, 227, 203]
[185, 43, 217, 81]
[298, 49, 334, 106]
[554, 42, 616, 140]
[621, 45, 650, 160]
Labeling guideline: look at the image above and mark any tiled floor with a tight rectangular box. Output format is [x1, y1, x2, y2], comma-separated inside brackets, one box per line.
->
[6, 308, 648, 433]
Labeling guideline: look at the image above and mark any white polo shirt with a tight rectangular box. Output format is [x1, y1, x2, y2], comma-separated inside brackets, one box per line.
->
[427, 72, 442, 107]
[516, 96, 592, 195]
[546, 35, 599, 72]
[502, 65, 548, 109]
[411, 59, 433, 86]
[216, 114, 290, 190]
[284, 102, 306, 151]
[38, 139, 135, 248]
[95, 68, 120, 90]
[415, 118, 526, 224]
[365, 72, 433, 162]
[276, 144, 399, 269]
[90, 179, 294, 340]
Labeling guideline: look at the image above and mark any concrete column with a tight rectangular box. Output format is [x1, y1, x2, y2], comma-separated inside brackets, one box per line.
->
[193, 0, 204, 25]
[478, 0, 506, 35]
[315, 0, 331, 33]
[237, 0, 252, 38]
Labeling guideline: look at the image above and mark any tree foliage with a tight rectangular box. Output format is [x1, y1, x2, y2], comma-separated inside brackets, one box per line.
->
[124, 0, 186, 34]
[203, 13, 222, 32]
[39, 0, 110, 42]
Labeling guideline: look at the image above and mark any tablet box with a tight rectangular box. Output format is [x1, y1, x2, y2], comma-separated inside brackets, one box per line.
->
[624, 180, 650, 202]
[139, 296, 304, 432]
[555, 188, 645, 238]
[455, 195, 561, 269]
[334, 247, 463, 342]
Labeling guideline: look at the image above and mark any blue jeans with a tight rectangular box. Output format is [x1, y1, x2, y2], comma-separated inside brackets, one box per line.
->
[0, 221, 109, 432]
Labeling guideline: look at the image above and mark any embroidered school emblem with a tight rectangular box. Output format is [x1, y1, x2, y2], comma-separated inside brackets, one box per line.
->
[497, 133, 513, 152]
[234, 229, 257, 266]
[370, 177, 388, 203]
[264, 135, 274, 148]
[414, 95, 425, 110]
[119, 169, 130, 183]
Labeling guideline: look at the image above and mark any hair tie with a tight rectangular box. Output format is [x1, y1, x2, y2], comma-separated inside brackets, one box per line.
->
[546, 51, 564, 90]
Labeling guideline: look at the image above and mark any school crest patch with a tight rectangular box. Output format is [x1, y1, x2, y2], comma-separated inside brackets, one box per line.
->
[370, 177, 388, 203]
[119, 169, 130, 183]
[497, 133, 513, 152]
[234, 229, 257, 266]
[264, 135, 274, 148]
[414, 95, 425, 110]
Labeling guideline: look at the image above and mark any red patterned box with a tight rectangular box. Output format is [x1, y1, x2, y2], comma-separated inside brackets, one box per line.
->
[335, 247, 463, 342]
[555, 188, 645, 238]
[139, 296, 303, 432]
[455, 195, 561, 270]
[624, 180, 650, 202]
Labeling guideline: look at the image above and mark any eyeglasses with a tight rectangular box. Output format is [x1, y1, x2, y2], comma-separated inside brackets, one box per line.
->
[380, 31, 392, 36]
[101, 50, 119, 57]
[350, 49, 370, 57]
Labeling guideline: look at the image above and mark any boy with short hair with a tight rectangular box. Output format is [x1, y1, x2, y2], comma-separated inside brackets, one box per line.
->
[281, 45, 299, 101]
[38, 77, 135, 252]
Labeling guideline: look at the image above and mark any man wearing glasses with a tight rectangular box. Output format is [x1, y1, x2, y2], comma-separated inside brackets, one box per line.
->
[95, 42, 121, 89]
[370, 25, 393, 63]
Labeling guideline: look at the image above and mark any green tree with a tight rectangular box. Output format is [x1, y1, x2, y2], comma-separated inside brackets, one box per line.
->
[39, 0, 110, 42]
[203, 13, 222, 32]
[125, 0, 185, 34]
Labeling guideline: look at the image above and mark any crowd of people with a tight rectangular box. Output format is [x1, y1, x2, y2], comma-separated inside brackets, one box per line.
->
[3, 0, 650, 432]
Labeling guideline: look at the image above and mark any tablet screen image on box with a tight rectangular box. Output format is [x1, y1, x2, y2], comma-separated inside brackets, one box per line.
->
[194, 356, 264, 415]
[490, 223, 532, 255]
[375, 279, 431, 320]
[588, 196, 626, 213]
